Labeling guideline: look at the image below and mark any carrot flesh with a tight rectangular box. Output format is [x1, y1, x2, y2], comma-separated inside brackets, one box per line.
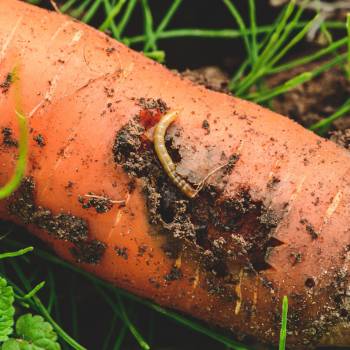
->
[0, 1, 350, 348]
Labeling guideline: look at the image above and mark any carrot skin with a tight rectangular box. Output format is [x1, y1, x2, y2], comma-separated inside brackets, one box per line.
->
[0, 1, 350, 348]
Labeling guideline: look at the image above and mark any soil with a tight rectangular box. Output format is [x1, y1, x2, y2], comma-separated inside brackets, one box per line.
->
[112, 105, 283, 304]
[8, 177, 106, 264]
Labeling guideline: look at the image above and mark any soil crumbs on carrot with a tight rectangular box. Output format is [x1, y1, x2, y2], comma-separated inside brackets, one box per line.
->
[2, 127, 18, 148]
[8, 177, 106, 263]
[113, 110, 283, 304]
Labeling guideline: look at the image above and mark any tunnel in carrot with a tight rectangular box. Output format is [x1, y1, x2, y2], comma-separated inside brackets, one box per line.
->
[1, 1, 350, 349]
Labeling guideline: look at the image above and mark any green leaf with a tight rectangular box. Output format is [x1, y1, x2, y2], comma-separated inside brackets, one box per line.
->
[12, 314, 61, 350]
[0, 277, 15, 342]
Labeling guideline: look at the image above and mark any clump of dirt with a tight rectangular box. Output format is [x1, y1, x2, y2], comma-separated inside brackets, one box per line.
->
[8, 177, 106, 263]
[2, 127, 18, 148]
[113, 108, 282, 299]
[330, 129, 350, 150]
[0, 72, 14, 94]
[33, 134, 46, 147]
[270, 66, 350, 131]
[114, 246, 128, 260]
[78, 193, 115, 214]
[179, 66, 230, 93]
[71, 240, 106, 264]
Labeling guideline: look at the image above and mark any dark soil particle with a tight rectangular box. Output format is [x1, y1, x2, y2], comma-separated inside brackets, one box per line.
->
[78, 193, 115, 213]
[164, 266, 183, 282]
[2, 127, 18, 148]
[305, 277, 316, 289]
[113, 113, 283, 300]
[179, 66, 230, 93]
[70, 240, 106, 264]
[114, 246, 128, 260]
[33, 134, 46, 147]
[300, 219, 319, 240]
[0, 72, 14, 94]
[330, 129, 350, 150]
[8, 177, 88, 243]
[201, 119, 210, 135]
[136, 97, 169, 114]
[271, 66, 350, 131]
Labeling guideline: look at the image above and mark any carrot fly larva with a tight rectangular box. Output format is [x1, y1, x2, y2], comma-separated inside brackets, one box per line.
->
[153, 110, 198, 198]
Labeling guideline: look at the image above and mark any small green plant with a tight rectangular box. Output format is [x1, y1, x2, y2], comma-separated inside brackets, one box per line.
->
[279, 296, 289, 350]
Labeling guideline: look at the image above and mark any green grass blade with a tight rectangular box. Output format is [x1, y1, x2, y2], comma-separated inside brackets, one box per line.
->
[99, 0, 127, 32]
[0, 110, 28, 200]
[70, 0, 92, 18]
[310, 98, 350, 132]
[250, 53, 346, 103]
[116, 0, 137, 38]
[113, 323, 127, 350]
[144, 50, 165, 62]
[248, 0, 258, 63]
[141, 0, 156, 52]
[268, 14, 319, 69]
[144, 0, 183, 52]
[279, 296, 288, 350]
[223, 0, 252, 64]
[346, 13, 350, 79]
[59, 0, 78, 13]
[82, 0, 103, 23]
[102, 0, 120, 39]
[0, 247, 33, 260]
[269, 36, 347, 74]
[235, 0, 297, 95]
[22, 281, 45, 299]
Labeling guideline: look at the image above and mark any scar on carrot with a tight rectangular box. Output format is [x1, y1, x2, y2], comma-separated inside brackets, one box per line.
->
[153, 110, 239, 198]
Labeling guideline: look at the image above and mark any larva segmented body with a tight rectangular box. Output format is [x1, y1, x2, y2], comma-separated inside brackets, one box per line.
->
[153, 111, 197, 198]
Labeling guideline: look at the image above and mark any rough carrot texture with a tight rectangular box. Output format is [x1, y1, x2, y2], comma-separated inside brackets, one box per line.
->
[0, 1, 350, 348]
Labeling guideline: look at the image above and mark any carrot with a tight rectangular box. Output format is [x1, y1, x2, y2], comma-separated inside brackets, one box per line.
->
[0, 1, 350, 348]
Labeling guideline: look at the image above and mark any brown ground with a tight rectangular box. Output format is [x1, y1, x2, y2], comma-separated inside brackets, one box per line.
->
[180, 64, 350, 152]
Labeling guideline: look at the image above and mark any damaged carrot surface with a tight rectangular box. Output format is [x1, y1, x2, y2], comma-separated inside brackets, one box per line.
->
[1, 1, 350, 349]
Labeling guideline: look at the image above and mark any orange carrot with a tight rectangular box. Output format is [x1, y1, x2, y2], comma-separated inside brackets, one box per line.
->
[1, 1, 350, 348]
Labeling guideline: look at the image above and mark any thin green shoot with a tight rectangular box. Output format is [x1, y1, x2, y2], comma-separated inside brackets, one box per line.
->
[248, 0, 258, 63]
[268, 36, 348, 74]
[115, 0, 138, 38]
[70, 0, 92, 19]
[279, 296, 288, 350]
[144, 0, 183, 52]
[144, 50, 165, 63]
[102, 0, 120, 39]
[249, 53, 346, 103]
[0, 247, 33, 260]
[124, 20, 346, 46]
[22, 281, 45, 299]
[310, 97, 350, 133]
[99, 0, 126, 33]
[8, 260, 87, 350]
[320, 21, 333, 44]
[113, 324, 127, 350]
[82, 0, 104, 23]
[59, 0, 78, 14]
[92, 282, 150, 350]
[0, 109, 28, 200]
[223, 0, 253, 65]
[346, 13, 350, 79]
[141, 0, 156, 52]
